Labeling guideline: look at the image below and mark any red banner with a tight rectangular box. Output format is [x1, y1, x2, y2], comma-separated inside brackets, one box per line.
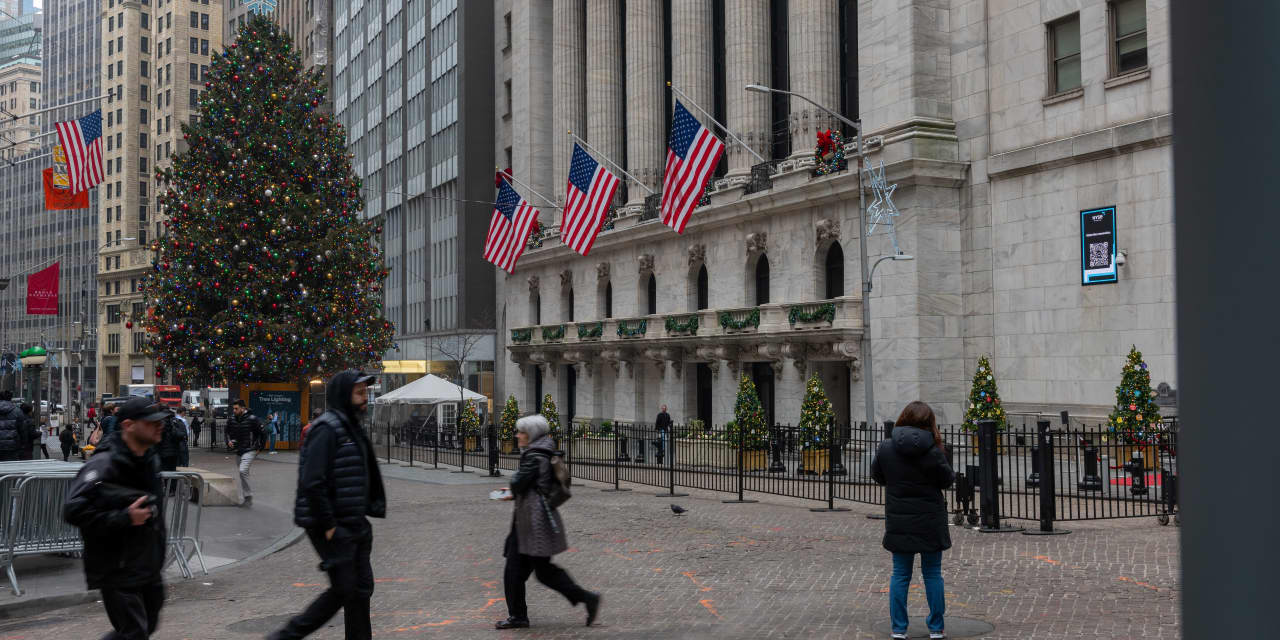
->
[26, 262, 59, 315]
[43, 167, 89, 210]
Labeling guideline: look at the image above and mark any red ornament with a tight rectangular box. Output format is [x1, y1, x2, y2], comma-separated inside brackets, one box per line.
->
[1129, 404, 1137, 411]
[125, 321, 133, 329]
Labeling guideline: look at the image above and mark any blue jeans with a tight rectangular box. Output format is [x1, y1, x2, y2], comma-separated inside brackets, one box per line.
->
[890, 551, 945, 633]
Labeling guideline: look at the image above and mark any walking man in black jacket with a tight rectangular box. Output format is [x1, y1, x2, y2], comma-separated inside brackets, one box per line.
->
[63, 396, 171, 639]
[268, 370, 386, 640]
[226, 400, 265, 507]
[0, 390, 27, 462]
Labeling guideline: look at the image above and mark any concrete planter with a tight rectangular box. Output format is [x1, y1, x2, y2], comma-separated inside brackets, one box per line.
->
[572, 436, 616, 461]
[675, 439, 735, 468]
[801, 449, 830, 475]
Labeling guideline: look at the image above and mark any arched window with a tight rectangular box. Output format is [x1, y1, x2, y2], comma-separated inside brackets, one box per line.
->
[567, 287, 574, 322]
[604, 281, 613, 318]
[531, 292, 541, 325]
[825, 242, 845, 299]
[696, 264, 709, 310]
[755, 254, 770, 305]
[647, 274, 657, 315]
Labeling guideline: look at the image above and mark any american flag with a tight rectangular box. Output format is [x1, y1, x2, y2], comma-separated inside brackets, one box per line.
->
[661, 101, 724, 234]
[53, 110, 104, 194]
[484, 179, 539, 273]
[560, 143, 620, 256]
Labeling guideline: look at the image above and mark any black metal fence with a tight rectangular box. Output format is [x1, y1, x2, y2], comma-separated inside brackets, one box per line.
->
[369, 416, 1179, 531]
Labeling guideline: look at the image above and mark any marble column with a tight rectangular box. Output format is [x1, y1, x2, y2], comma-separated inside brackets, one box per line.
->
[553, 0, 586, 219]
[624, 0, 664, 205]
[586, 0, 625, 205]
[788, 0, 841, 158]
[724, 0, 771, 176]
[671, 0, 714, 121]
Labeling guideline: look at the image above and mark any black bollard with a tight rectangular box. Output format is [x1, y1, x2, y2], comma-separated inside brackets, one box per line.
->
[768, 424, 786, 473]
[829, 421, 848, 476]
[635, 437, 646, 464]
[617, 434, 631, 462]
[1027, 439, 1041, 488]
[1025, 420, 1069, 535]
[978, 419, 1022, 533]
[1125, 450, 1148, 496]
[487, 423, 500, 477]
[1077, 440, 1103, 491]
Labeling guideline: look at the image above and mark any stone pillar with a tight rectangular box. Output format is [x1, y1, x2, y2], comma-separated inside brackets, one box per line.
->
[553, 0, 586, 218]
[671, 0, 714, 119]
[511, 1, 554, 210]
[615, 361, 638, 422]
[711, 360, 740, 427]
[625, 0, 664, 205]
[586, 0, 624, 205]
[725, 0, 771, 176]
[575, 363, 594, 425]
[658, 361, 686, 424]
[788, 0, 840, 158]
[774, 360, 804, 428]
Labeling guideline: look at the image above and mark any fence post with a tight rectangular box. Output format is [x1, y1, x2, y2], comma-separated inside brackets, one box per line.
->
[601, 424, 631, 492]
[451, 421, 472, 474]
[811, 417, 850, 512]
[723, 419, 758, 504]
[768, 423, 786, 473]
[432, 422, 440, 470]
[868, 421, 890, 520]
[655, 424, 688, 497]
[1024, 420, 1069, 535]
[487, 422, 500, 477]
[386, 423, 391, 464]
[978, 419, 1022, 533]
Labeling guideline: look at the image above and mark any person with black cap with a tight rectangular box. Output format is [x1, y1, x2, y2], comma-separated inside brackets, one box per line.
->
[63, 396, 172, 639]
[268, 370, 386, 640]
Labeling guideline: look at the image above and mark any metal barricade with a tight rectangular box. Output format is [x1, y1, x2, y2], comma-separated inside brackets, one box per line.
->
[160, 471, 208, 579]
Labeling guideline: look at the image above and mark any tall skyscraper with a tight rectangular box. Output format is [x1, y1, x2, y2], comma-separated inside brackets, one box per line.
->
[333, 0, 495, 407]
[94, 0, 224, 393]
[0, 0, 99, 404]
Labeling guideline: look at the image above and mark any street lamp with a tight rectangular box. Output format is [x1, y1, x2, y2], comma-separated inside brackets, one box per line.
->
[745, 84, 906, 431]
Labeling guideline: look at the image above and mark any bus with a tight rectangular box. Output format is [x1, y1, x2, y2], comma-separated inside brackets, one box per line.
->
[156, 385, 183, 409]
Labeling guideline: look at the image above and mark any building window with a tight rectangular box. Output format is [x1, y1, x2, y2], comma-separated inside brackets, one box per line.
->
[504, 13, 512, 50]
[140, 60, 149, 78]
[824, 242, 845, 299]
[201, 14, 209, 30]
[106, 305, 121, 324]
[696, 264, 709, 310]
[1048, 14, 1082, 95]
[190, 63, 198, 83]
[107, 334, 120, 354]
[646, 274, 658, 315]
[201, 39, 209, 55]
[139, 132, 147, 148]
[190, 11, 198, 28]
[530, 292, 540, 325]
[140, 157, 148, 173]
[602, 281, 613, 318]
[139, 205, 148, 222]
[132, 332, 146, 353]
[754, 255, 770, 305]
[141, 36, 149, 54]
[1110, 0, 1147, 76]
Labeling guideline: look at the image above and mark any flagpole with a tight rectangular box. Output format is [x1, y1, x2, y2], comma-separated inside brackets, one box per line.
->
[567, 131, 656, 195]
[497, 168, 558, 210]
[668, 82, 766, 164]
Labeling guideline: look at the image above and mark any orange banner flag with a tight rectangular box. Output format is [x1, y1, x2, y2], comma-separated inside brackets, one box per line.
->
[43, 167, 89, 210]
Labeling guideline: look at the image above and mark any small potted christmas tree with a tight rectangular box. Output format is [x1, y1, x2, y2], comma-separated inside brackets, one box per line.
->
[728, 374, 770, 471]
[541, 393, 561, 443]
[1107, 346, 1162, 469]
[499, 395, 519, 453]
[963, 356, 1008, 449]
[797, 373, 835, 475]
[459, 399, 481, 451]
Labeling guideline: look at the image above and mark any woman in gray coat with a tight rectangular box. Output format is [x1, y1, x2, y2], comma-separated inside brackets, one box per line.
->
[495, 415, 602, 630]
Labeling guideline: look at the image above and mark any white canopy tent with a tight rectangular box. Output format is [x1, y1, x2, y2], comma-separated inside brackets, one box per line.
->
[372, 374, 486, 405]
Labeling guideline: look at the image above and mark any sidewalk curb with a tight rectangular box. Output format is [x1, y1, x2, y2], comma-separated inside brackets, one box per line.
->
[211, 526, 307, 573]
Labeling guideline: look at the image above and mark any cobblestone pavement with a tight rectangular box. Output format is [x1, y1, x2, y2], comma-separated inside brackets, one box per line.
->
[3, 460, 1180, 639]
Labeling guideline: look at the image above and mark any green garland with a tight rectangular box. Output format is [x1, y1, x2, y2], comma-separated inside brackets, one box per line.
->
[542, 324, 566, 341]
[664, 314, 700, 335]
[616, 318, 648, 338]
[788, 302, 836, 326]
[718, 308, 760, 331]
[510, 328, 532, 344]
[576, 321, 603, 340]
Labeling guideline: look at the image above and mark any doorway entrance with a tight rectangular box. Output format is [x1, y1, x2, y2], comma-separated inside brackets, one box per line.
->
[695, 363, 713, 426]
[749, 362, 776, 427]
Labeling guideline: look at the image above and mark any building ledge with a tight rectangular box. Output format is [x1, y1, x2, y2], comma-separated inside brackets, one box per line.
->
[1104, 68, 1150, 90]
[988, 113, 1172, 180]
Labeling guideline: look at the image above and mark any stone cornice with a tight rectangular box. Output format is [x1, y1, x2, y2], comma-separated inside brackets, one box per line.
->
[987, 114, 1173, 180]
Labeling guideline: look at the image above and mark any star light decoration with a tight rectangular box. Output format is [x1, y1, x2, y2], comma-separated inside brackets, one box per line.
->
[864, 160, 901, 254]
[245, 0, 277, 14]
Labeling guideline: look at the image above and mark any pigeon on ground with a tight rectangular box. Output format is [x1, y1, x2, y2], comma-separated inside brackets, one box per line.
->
[670, 504, 687, 516]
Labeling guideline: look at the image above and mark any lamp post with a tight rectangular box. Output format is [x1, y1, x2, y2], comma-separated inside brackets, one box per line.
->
[743, 85, 914, 429]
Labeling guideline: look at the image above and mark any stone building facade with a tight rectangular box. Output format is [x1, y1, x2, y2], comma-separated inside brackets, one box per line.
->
[495, 0, 1174, 428]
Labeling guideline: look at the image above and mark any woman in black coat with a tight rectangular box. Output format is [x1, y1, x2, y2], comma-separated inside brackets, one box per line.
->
[871, 401, 955, 640]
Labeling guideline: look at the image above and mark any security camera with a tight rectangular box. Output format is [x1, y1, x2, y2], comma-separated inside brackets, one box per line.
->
[1115, 250, 1127, 267]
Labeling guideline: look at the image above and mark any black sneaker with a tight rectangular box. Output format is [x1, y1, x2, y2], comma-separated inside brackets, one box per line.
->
[583, 592, 602, 626]
[494, 617, 529, 630]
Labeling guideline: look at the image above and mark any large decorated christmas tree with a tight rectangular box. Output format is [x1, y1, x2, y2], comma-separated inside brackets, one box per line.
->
[1107, 345, 1162, 443]
[729, 374, 769, 450]
[963, 356, 1008, 431]
[797, 373, 834, 450]
[141, 15, 394, 382]
[541, 393, 561, 441]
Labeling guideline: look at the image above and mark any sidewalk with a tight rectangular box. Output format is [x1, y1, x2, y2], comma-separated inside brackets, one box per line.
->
[0, 447, 303, 611]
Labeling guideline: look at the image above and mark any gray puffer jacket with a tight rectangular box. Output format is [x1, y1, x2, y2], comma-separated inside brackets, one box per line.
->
[506, 435, 568, 558]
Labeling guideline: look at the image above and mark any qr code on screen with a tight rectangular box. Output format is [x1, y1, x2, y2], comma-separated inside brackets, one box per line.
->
[1088, 242, 1111, 268]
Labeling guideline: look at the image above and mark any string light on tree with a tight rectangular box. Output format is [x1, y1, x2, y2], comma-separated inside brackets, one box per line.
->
[963, 356, 1008, 432]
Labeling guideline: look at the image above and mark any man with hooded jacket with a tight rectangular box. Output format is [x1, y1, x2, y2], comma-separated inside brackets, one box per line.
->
[0, 391, 28, 462]
[269, 370, 386, 640]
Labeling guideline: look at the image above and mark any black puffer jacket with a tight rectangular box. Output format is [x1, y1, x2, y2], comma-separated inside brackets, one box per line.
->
[62, 432, 166, 590]
[225, 411, 265, 455]
[156, 416, 187, 460]
[0, 400, 25, 453]
[293, 370, 386, 534]
[871, 426, 955, 554]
